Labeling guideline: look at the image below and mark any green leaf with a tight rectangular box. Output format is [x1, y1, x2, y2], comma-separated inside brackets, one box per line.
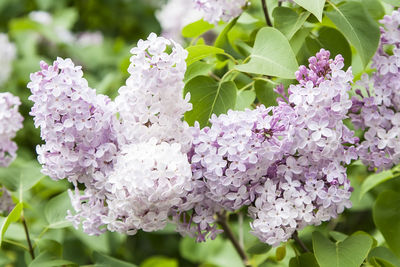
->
[246, 242, 272, 255]
[254, 80, 278, 107]
[235, 90, 256, 110]
[273, 7, 310, 39]
[275, 245, 286, 261]
[214, 17, 240, 60]
[184, 61, 213, 83]
[0, 159, 44, 195]
[329, 231, 348, 242]
[325, 1, 380, 67]
[179, 236, 243, 267]
[293, 0, 326, 21]
[360, 170, 397, 200]
[182, 19, 214, 38]
[368, 247, 400, 267]
[381, 0, 400, 6]
[236, 27, 299, 79]
[290, 27, 312, 55]
[184, 76, 237, 127]
[289, 252, 319, 267]
[29, 252, 77, 267]
[312, 231, 373, 267]
[93, 251, 137, 267]
[0, 203, 22, 246]
[362, 0, 385, 20]
[186, 45, 225, 66]
[36, 239, 63, 258]
[140, 256, 177, 267]
[44, 191, 73, 229]
[373, 191, 400, 258]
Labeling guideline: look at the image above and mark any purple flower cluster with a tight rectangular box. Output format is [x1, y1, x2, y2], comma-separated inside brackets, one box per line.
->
[28, 57, 119, 234]
[0, 92, 23, 167]
[29, 32, 358, 246]
[29, 33, 194, 236]
[28, 58, 118, 184]
[178, 49, 357, 245]
[250, 49, 356, 246]
[350, 9, 400, 171]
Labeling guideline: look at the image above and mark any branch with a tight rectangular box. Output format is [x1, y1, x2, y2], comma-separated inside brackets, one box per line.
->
[22, 217, 35, 259]
[217, 212, 251, 267]
[261, 0, 272, 27]
[292, 231, 310, 253]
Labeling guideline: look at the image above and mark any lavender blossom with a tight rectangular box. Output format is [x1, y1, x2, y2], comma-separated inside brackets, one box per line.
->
[350, 9, 400, 170]
[193, 0, 247, 24]
[0, 93, 23, 167]
[115, 33, 192, 152]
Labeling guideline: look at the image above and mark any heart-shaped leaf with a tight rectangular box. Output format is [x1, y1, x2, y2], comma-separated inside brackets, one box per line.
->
[234, 90, 256, 111]
[44, 191, 73, 229]
[312, 231, 373, 267]
[360, 170, 397, 200]
[182, 19, 214, 38]
[236, 27, 299, 79]
[325, 1, 380, 67]
[273, 7, 310, 39]
[186, 45, 225, 66]
[293, 0, 326, 21]
[184, 76, 237, 127]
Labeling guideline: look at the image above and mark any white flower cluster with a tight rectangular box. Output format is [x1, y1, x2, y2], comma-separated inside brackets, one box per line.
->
[193, 0, 247, 24]
[0, 34, 16, 87]
[115, 33, 192, 150]
[104, 33, 194, 234]
[105, 139, 192, 234]
[156, 0, 202, 43]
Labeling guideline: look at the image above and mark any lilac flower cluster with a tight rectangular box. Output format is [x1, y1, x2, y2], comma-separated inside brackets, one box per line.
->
[250, 49, 356, 246]
[0, 33, 16, 86]
[28, 58, 118, 234]
[182, 49, 357, 245]
[29, 32, 358, 246]
[0, 93, 23, 167]
[104, 33, 194, 234]
[115, 33, 192, 151]
[29, 33, 194, 235]
[193, 0, 247, 24]
[350, 9, 400, 171]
